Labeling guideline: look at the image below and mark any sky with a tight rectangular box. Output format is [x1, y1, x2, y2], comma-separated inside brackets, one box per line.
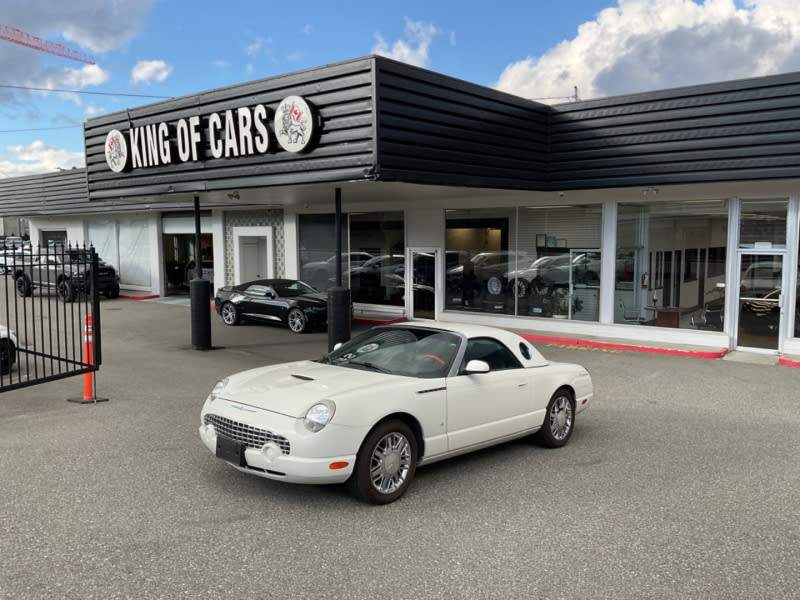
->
[2, 0, 800, 178]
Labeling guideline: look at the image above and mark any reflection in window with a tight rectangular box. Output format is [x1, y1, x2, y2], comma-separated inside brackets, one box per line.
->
[297, 212, 404, 306]
[298, 214, 347, 291]
[615, 200, 728, 330]
[739, 200, 787, 249]
[684, 249, 698, 283]
[445, 205, 601, 322]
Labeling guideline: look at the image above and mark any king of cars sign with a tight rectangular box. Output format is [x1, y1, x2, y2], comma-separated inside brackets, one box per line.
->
[104, 95, 318, 173]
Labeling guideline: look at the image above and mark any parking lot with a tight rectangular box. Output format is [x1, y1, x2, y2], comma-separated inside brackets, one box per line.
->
[1, 297, 798, 600]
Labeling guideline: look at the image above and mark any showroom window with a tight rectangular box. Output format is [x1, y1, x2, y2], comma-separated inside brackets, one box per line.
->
[796, 215, 800, 339]
[347, 212, 404, 306]
[298, 211, 405, 306]
[445, 205, 601, 321]
[298, 214, 347, 291]
[615, 200, 728, 329]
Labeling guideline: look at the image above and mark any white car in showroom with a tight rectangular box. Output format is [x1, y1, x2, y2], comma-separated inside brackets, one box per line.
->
[199, 322, 593, 504]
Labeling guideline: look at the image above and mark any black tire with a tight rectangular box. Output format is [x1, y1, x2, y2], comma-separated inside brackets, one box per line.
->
[286, 307, 307, 333]
[15, 274, 32, 297]
[220, 302, 240, 326]
[0, 337, 16, 376]
[534, 387, 575, 448]
[513, 278, 530, 298]
[58, 279, 75, 303]
[346, 419, 418, 505]
[105, 285, 120, 299]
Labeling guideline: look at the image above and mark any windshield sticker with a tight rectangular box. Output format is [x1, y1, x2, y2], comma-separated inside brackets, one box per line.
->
[356, 343, 379, 354]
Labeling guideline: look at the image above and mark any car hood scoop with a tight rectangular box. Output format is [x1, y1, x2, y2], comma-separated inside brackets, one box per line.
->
[290, 373, 315, 381]
[222, 360, 385, 417]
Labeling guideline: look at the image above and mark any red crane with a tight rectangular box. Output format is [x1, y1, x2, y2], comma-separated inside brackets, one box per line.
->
[0, 23, 95, 65]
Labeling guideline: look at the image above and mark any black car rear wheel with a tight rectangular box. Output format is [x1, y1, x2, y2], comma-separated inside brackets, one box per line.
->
[58, 279, 75, 302]
[16, 274, 33, 297]
[220, 302, 240, 326]
[287, 308, 307, 333]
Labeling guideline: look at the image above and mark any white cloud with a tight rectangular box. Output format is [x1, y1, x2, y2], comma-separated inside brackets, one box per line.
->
[373, 18, 439, 68]
[5, 0, 157, 54]
[245, 37, 272, 56]
[301, 24, 313, 35]
[130, 60, 173, 85]
[213, 60, 232, 68]
[1, 141, 85, 177]
[495, 0, 800, 102]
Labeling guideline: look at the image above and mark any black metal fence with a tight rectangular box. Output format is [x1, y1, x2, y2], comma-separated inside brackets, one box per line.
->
[0, 244, 102, 394]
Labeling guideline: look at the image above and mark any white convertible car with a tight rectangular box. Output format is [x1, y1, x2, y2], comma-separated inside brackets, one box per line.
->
[200, 321, 593, 504]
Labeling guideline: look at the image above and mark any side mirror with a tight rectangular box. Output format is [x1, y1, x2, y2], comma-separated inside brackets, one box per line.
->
[464, 359, 490, 374]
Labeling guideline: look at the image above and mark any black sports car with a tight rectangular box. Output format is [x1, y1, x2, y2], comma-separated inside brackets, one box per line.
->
[215, 279, 328, 333]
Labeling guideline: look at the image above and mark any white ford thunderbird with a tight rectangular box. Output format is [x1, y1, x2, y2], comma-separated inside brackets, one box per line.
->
[200, 322, 593, 504]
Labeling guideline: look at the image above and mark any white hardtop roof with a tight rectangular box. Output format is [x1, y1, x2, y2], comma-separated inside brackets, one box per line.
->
[384, 320, 548, 367]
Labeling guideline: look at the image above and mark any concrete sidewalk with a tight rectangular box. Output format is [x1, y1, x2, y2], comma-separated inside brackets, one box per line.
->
[134, 293, 800, 367]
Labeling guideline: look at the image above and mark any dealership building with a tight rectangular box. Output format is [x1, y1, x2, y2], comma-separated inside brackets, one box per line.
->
[2, 55, 799, 356]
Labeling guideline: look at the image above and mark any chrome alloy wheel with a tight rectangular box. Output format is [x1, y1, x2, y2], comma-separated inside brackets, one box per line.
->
[287, 308, 306, 333]
[369, 431, 413, 495]
[221, 303, 238, 325]
[548, 392, 574, 442]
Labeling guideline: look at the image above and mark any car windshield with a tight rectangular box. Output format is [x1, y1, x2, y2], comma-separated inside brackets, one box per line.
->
[322, 327, 461, 378]
[273, 280, 317, 296]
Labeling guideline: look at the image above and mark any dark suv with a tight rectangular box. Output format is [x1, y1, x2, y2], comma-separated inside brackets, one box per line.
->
[13, 247, 120, 302]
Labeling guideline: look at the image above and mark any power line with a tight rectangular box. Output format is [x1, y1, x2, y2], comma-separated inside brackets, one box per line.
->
[0, 125, 80, 133]
[0, 84, 173, 99]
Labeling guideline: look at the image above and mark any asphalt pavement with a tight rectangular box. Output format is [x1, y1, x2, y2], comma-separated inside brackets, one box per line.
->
[1, 297, 798, 600]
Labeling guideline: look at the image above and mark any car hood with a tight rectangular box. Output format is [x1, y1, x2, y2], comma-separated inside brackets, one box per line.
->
[218, 360, 394, 417]
[295, 292, 327, 305]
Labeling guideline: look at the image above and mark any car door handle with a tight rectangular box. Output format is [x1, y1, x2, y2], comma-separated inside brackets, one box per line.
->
[518, 381, 528, 388]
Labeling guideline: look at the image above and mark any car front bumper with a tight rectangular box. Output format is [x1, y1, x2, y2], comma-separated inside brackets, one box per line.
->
[199, 402, 358, 485]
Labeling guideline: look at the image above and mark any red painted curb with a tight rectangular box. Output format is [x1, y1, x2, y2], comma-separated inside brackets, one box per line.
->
[779, 356, 800, 368]
[520, 333, 729, 359]
[353, 317, 408, 326]
[120, 294, 160, 300]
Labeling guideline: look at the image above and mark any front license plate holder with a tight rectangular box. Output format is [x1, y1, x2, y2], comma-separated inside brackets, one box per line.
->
[216, 435, 247, 467]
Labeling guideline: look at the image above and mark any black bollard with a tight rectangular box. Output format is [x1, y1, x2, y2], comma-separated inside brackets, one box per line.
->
[190, 278, 212, 350]
[327, 286, 351, 351]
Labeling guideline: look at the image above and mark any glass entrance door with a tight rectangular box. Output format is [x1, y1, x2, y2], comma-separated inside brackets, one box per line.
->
[569, 249, 601, 321]
[408, 249, 438, 320]
[737, 253, 783, 351]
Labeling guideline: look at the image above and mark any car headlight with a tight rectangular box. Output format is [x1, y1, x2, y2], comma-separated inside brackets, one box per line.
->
[207, 378, 229, 403]
[304, 401, 335, 432]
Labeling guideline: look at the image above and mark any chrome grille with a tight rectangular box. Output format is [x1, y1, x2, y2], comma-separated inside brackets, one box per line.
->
[204, 414, 291, 455]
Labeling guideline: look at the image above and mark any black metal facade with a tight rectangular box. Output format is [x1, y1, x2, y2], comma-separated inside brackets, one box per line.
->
[372, 59, 551, 189]
[82, 57, 378, 200]
[549, 71, 800, 189]
[3, 58, 800, 214]
[0, 169, 88, 217]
